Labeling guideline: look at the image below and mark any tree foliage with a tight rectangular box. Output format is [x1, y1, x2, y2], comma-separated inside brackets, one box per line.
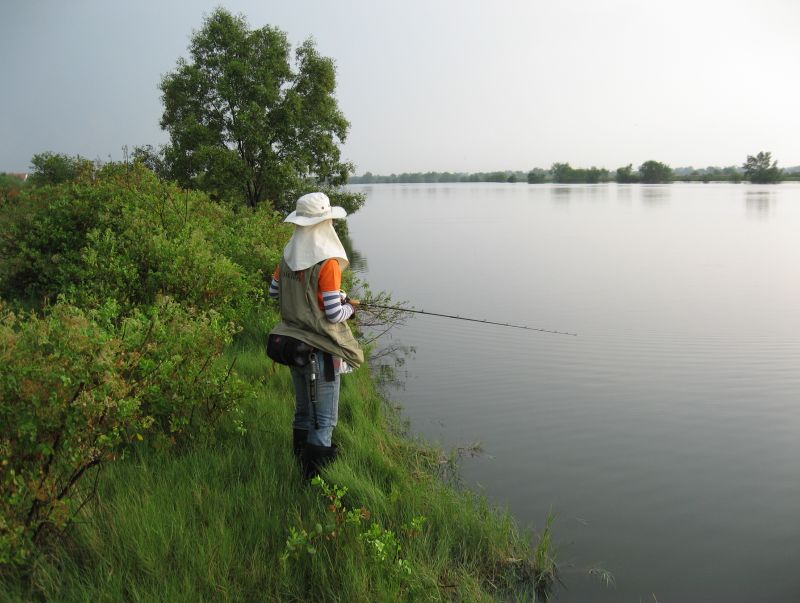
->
[742, 151, 783, 184]
[28, 152, 94, 187]
[0, 297, 244, 564]
[550, 163, 610, 184]
[350, 170, 532, 184]
[638, 160, 673, 184]
[615, 164, 639, 183]
[0, 162, 287, 318]
[0, 174, 26, 205]
[527, 168, 547, 184]
[673, 166, 742, 183]
[159, 8, 362, 214]
[0, 163, 295, 563]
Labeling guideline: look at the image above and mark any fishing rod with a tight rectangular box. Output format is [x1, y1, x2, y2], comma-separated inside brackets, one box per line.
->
[360, 302, 577, 337]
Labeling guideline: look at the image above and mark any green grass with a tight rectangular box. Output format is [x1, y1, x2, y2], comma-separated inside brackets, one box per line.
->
[1, 344, 550, 602]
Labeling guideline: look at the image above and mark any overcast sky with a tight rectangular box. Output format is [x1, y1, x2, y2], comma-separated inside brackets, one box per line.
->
[2, 0, 799, 174]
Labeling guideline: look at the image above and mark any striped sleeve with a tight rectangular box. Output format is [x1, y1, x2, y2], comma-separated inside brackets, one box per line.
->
[322, 290, 354, 323]
[269, 266, 280, 300]
[318, 259, 353, 322]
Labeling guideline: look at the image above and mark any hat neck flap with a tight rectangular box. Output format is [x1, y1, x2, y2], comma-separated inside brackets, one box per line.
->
[283, 220, 349, 272]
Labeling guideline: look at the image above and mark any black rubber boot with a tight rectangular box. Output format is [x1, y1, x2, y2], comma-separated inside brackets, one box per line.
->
[292, 428, 308, 462]
[303, 443, 338, 480]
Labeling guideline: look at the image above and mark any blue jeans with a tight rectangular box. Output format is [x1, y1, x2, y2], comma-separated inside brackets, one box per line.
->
[290, 352, 340, 447]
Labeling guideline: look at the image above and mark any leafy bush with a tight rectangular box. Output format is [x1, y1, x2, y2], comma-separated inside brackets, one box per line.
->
[115, 298, 247, 440]
[0, 301, 146, 564]
[0, 162, 290, 320]
[282, 476, 424, 592]
[28, 152, 94, 187]
[0, 173, 26, 205]
[0, 296, 248, 565]
[0, 160, 295, 566]
[0, 177, 116, 304]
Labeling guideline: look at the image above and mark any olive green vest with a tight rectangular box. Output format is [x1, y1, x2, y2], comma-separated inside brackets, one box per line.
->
[270, 259, 364, 368]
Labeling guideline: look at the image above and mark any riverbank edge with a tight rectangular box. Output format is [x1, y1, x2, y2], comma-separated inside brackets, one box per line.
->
[0, 340, 549, 601]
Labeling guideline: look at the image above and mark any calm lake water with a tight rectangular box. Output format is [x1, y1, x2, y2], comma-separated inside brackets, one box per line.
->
[346, 182, 800, 602]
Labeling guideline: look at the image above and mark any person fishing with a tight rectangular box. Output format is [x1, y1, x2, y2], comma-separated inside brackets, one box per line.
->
[268, 192, 364, 479]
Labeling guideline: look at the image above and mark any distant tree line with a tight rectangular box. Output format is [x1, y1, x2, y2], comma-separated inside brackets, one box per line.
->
[350, 170, 531, 184]
[7, 152, 795, 200]
[350, 152, 798, 185]
[550, 163, 611, 184]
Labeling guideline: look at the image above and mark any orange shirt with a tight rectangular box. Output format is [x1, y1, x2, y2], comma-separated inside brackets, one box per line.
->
[273, 259, 341, 310]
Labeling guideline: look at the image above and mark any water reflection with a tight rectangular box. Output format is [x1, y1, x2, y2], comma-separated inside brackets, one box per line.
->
[641, 185, 671, 206]
[586, 184, 609, 200]
[340, 230, 368, 273]
[745, 190, 776, 219]
[550, 184, 611, 204]
[616, 184, 633, 204]
[550, 186, 574, 204]
[371, 341, 415, 392]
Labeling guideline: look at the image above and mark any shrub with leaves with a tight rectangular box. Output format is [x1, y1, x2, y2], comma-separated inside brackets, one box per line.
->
[0, 301, 148, 564]
[282, 476, 424, 584]
[0, 158, 310, 567]
[0, 296, 247, 566]
[0, 173, 26, 206]
[0, 162, 289, 323]
[115, 297, 247, 441]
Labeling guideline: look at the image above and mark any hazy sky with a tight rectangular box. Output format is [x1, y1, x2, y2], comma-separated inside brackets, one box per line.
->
[2, 0, 799, 174]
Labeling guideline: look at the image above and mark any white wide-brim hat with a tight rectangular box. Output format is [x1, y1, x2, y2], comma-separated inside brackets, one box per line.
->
[284, 192, 347, 226]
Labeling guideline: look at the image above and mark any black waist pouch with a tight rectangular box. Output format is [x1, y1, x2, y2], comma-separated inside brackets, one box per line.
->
[267, 333, 313, 367]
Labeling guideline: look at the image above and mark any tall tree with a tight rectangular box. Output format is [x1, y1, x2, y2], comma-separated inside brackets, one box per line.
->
[550, 163, 575, 184]
[742, 152, 783, 184]
[159, 8, 362, 213]
[638, 160, 673, 184]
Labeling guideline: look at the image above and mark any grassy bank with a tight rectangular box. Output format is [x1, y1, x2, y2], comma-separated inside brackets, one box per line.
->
[0, 163, 555, 601]
[1, 339, 552, 602]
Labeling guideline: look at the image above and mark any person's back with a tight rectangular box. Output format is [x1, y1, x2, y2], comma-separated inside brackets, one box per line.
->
[268, 192, 362, 478]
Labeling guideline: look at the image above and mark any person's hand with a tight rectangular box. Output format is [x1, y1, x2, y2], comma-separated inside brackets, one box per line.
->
[344, 297, 359, 319]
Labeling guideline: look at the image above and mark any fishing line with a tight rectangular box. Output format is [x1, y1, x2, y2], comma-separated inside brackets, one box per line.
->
[360, 302, 577, 337]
